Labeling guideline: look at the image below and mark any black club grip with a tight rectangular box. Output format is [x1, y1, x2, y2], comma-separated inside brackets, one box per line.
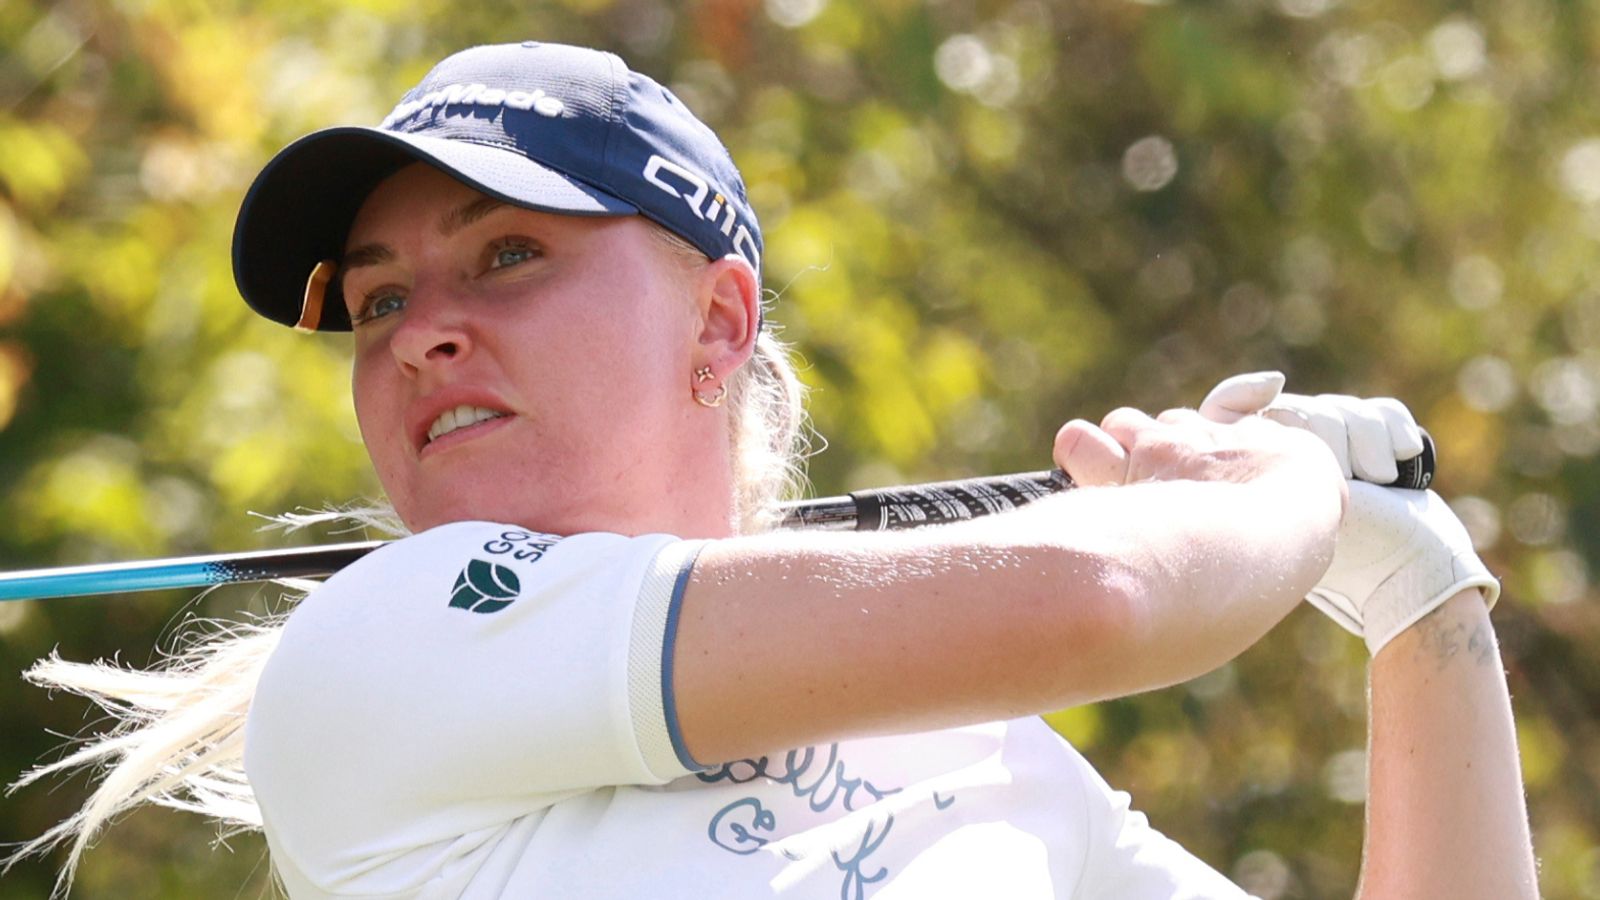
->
[778, 431, 1436, 532]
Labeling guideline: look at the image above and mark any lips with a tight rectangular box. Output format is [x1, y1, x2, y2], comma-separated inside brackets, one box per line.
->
[426, 405, 508, 443]
[406, 390, 515, 455]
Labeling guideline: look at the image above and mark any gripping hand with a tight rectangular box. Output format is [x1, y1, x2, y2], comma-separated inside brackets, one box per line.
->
[1311, 483, 1500, 655]
[1199, 372, 1497, 654]
[1199, 371, 1426, 484]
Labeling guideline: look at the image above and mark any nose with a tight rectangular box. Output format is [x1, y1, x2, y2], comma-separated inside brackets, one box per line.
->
[388, 289, 472, 377]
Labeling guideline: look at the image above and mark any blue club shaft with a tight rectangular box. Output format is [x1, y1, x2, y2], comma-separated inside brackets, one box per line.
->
[0, 471, 1073, 602]
[0, 541, 386, 602]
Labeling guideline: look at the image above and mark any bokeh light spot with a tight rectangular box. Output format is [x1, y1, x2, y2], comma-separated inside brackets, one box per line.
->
[1233, 849, 1294, 900]
[765, 0, 826, 29]
[1507, 492, 1566, 546]
[1379, 55, 1436, 111]
[1560, 139, 1600, 204]
[1278, 0, 1334, 19]
[0, 599, 30, 637]
[935, 35, 992, 93]
[1122, 135, 1178, 192]
[1457, 355, 1517, 413]
[1428, 18, 1488, 81]
[1449, 254, 1504, 310]
[1451, 495, 1502, 551]
[1531, 357, 1599, 425]
[1322, 749, 1367, 804]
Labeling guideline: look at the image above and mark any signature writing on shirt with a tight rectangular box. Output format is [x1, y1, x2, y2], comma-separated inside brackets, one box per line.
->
[697, 744, 953, 898]
[835, 815, 894, 898]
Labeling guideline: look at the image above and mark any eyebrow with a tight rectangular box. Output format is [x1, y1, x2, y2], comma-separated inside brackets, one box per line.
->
[340, 244, 394, 271]
[339, 197, 513, 273]
[437, 197, 509, 237]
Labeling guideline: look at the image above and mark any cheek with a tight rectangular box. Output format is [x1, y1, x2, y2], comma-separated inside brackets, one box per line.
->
[608, 281, 696, 372]
[538, 285, 685, 386]
[350, 349, 402, 459]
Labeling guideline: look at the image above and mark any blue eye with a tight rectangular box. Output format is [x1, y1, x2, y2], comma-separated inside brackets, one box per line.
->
[489, 240, 538, 270]
[353, 290, 405, 325]
[495, 247, 532, 267]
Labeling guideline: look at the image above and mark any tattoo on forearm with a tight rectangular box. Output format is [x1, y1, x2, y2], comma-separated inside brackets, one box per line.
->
[1413, 610, 1497, 670]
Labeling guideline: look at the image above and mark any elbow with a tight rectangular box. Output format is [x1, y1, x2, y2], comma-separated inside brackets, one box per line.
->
[1082, 556, 1198, 698]
[1040, 545, 1251, 702]
[1024, 546, 1162, 706]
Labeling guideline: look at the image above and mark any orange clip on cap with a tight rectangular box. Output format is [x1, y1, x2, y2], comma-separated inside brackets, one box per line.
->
[295, 260, 337, 332]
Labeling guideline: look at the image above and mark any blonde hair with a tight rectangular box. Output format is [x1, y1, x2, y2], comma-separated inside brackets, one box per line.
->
[6, 223, 810, 896]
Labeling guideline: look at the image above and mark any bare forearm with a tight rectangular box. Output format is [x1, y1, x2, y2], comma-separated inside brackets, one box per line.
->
[1358, 590, 1538, 899]
[995, 473, 1339, 694]
[676, 472, 1337, 761]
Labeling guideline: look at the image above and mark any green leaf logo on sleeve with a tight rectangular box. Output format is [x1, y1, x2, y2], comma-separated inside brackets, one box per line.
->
[448, 559, 523, 614]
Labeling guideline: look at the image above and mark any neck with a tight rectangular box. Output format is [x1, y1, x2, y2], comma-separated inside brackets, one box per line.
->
[639, 406, 740, 539]
[529, 407, 739, 540]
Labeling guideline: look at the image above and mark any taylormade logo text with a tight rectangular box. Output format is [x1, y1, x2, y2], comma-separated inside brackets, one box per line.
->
[381, 83, 566, 129]
[644, 154, 761, 272]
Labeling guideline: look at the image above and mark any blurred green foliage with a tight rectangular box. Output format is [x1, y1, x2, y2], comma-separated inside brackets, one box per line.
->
[1, 0, 1597, 897]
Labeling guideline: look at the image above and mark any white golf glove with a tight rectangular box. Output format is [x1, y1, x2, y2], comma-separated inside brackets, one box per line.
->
[1199, 371, 1426, 484]
[1312, 483, 1500, 656]
[1198, 371, 1497, 655]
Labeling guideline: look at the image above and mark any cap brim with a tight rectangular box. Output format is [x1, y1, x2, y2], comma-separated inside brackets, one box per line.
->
[232, 127, 639, 331]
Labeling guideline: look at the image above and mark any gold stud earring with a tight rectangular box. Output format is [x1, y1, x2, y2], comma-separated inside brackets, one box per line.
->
[695, 365, 715, 383]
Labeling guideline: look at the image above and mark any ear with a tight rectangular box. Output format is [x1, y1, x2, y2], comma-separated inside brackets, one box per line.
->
[690, 254, 760, 377]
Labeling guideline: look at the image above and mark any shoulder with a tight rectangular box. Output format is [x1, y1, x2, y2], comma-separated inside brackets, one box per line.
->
[247, 522, 702, 786]
[244, 524, 708, 879]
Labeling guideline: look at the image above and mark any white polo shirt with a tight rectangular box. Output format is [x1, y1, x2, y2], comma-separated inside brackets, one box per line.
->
[245, 522, 1252, 899]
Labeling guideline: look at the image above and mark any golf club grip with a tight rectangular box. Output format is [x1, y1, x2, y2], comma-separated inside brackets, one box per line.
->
[780, 431, 1435, 532]
[779, 470, 1073, 531]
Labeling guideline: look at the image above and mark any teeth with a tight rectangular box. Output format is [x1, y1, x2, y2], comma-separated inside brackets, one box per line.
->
[426, 405, 507, 443]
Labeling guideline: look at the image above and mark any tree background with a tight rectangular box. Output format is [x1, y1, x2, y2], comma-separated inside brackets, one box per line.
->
[1, 0, 1597, 897]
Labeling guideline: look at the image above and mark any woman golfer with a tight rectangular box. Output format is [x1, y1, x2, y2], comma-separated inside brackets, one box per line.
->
[14, 41, 1535, 899]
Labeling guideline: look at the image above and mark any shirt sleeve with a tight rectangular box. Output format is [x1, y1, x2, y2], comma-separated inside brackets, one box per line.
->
[1072, 751, 1257, 900]
[244, 521, 704, 880]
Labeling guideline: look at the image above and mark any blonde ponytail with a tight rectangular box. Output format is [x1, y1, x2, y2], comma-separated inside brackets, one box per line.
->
[6, 617, 284, 896]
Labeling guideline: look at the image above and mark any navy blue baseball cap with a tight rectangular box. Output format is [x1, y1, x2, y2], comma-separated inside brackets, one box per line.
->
[232, 41, 762, 331]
